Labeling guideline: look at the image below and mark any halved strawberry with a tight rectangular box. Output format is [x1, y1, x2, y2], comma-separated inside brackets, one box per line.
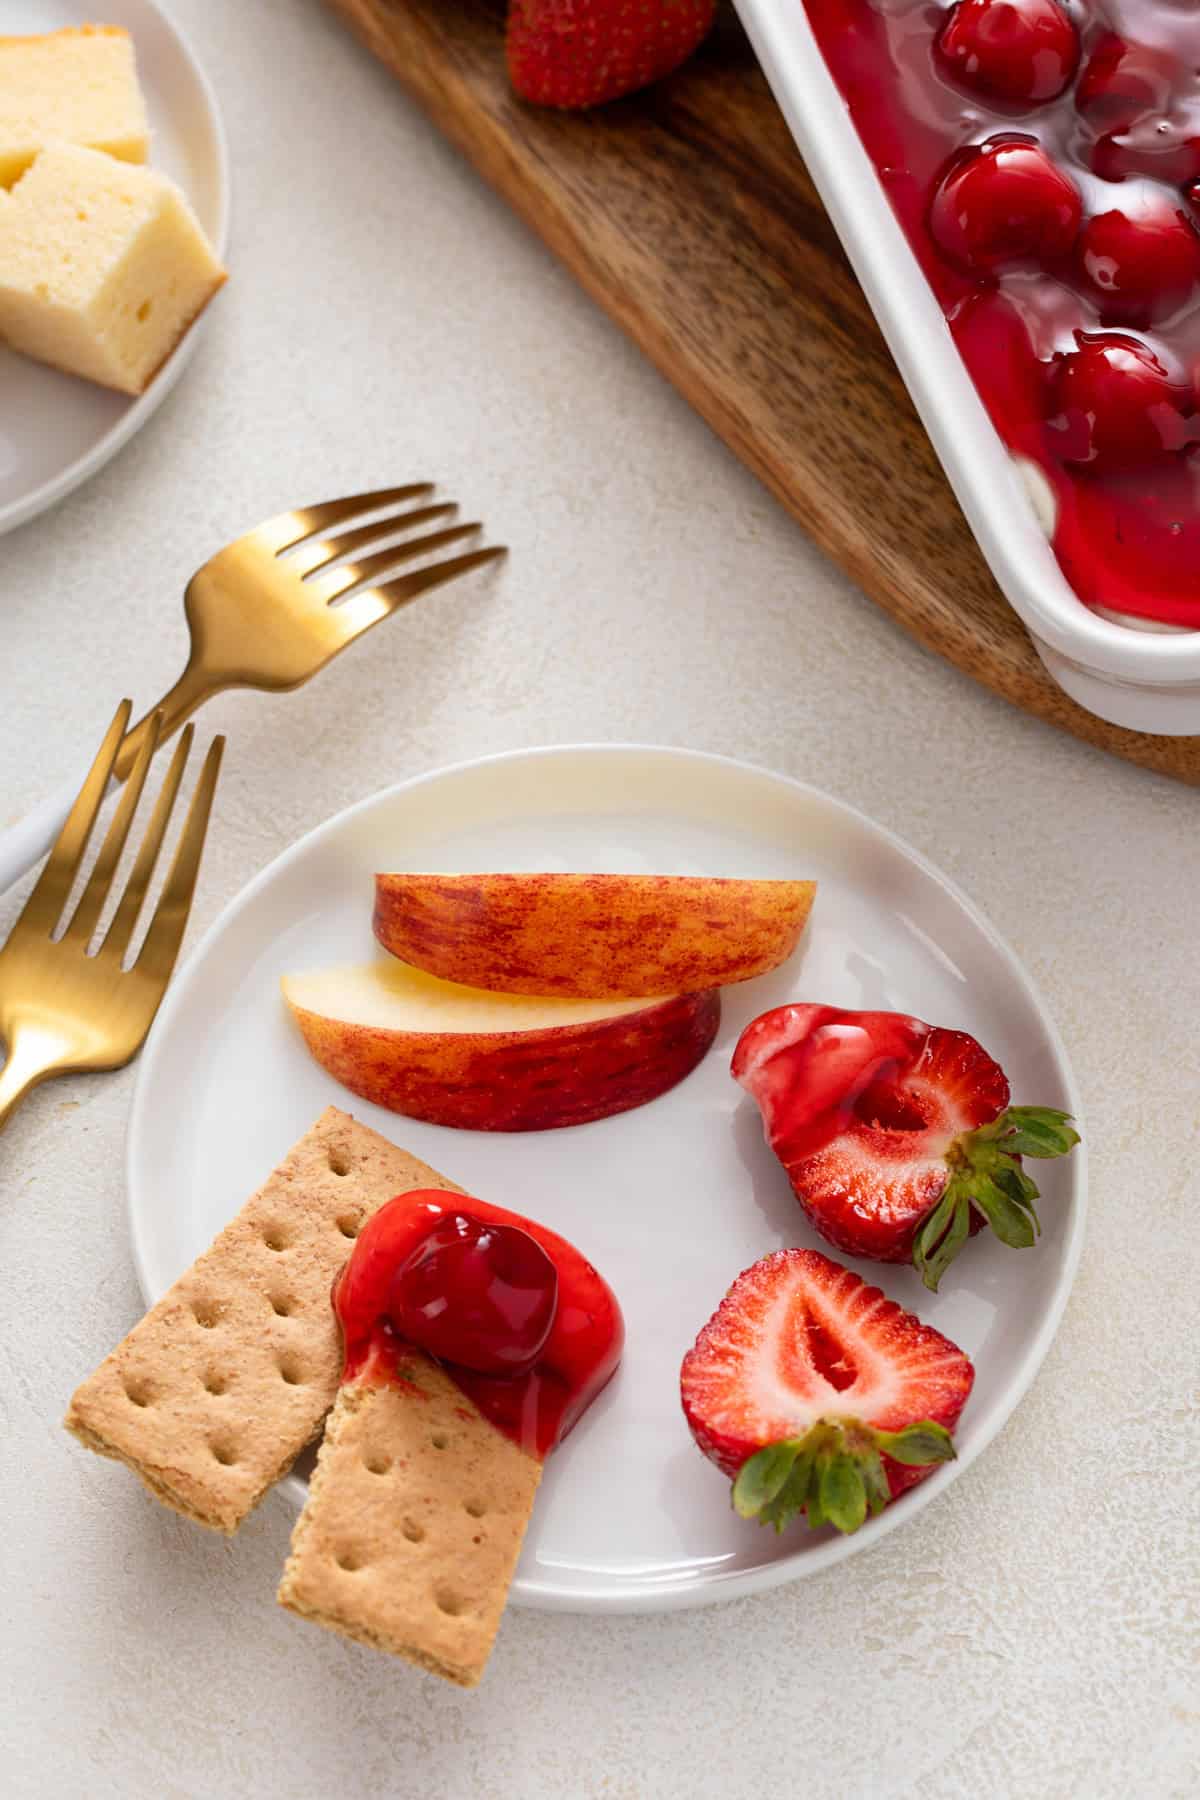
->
[733, 1004, 1078, 1290]
[681, 1249, 973, 1534]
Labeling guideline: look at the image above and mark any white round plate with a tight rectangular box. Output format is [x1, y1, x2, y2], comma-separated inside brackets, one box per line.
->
[128, 747, 1086, 1613]
[0, 0, 229, 537]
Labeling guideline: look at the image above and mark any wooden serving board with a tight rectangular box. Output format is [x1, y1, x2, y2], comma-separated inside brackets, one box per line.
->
[327, 0, 1200, 786]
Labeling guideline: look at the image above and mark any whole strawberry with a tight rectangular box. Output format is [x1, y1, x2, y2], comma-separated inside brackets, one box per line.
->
[507, 0, 716, 110]
[733, 1004, 1079, 1291]
[681, 1249, 973, 1534]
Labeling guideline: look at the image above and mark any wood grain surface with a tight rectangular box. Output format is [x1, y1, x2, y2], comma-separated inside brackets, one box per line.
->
[326, 0, 1200, 786]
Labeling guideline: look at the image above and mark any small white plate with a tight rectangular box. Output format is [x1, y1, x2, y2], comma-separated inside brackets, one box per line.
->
[0, 0, 230, 537]
[127, 747, 1086, 1613]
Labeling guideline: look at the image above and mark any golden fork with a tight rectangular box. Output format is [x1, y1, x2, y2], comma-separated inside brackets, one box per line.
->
[0, 702, 223, 1129]
[0, 485, 503, 893]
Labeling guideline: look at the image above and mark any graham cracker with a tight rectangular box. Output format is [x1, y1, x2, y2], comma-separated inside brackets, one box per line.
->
[64, 1108, 460, 1533]
[278, 1352, 542, 1686]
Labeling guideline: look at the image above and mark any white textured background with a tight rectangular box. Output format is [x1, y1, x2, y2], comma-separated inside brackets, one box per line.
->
[1, 2, 1197, 1795]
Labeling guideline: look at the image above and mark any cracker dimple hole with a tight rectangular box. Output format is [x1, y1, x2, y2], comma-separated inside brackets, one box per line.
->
[123, 1381, 151, 1408]
[431, 1433, 449, 1450]
[364, 1454, 391, 1476]
[435, 1586, 465, 1617]
[263, 1227, 289, 1252]
[203, 1372, 228, 1396]
[211, 1442, 236, 1467]
[136, 298, 152, 322]
[278, 1357, 303, 1386]
[328, 1148, 351, 1177]
[336, 1549, 364, 1572]
[464, 1499, 486, 1518]
[192, 1300, 220, 1329]
[401, 1518, 424, 1543]
[270, 1294, 294, 1317]
[336, 1213, 360, 1240]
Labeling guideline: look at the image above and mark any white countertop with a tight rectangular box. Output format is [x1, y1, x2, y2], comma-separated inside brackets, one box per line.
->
[1, 2, 1196, 1794]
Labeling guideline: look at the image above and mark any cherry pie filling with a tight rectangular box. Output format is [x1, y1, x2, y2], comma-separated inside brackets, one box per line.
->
[802, 0, 1200, 626]
[334, 1190, 624, 1458]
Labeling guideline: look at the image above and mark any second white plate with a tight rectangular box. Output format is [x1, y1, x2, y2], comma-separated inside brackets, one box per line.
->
[127, 746, 1086, 1612]
[0, 0, 230, 537]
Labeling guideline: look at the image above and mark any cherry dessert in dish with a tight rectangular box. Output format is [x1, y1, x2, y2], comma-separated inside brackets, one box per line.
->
[801, 0, 1200, 625]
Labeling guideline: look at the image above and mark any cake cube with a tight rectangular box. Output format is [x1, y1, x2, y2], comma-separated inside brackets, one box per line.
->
[0, 26, 149, 187]
[0, 142, 226, 396]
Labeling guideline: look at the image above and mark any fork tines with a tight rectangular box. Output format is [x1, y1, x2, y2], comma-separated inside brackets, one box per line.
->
[22, 700, 223, 970]
[262, 484, 507, 620]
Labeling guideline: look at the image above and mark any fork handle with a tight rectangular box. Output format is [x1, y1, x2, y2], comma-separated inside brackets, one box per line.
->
[0, 1029, 59, 1130]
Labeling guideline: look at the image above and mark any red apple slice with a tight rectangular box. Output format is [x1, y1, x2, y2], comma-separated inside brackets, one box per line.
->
[282, 960, 720, 1131]
[372, 873, 816, 998]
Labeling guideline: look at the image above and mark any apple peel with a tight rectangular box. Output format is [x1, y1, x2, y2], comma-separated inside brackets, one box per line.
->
[283, 959, 720, 1132]
[373, 872, 816, 999]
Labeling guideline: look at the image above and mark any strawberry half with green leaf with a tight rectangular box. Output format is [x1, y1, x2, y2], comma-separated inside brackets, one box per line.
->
[506, 0, 716, 110]
[733, 1004, 1079, 1291]
[681, 1249, 973, 1535]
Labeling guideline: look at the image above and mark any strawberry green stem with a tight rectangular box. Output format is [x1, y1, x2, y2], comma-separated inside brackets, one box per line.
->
[731, 1416, 956, 1535]
[913, 1105, 1079, 1292]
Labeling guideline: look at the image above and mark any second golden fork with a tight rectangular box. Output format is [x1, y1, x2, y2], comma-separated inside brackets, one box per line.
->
[0, 483, 503, 894]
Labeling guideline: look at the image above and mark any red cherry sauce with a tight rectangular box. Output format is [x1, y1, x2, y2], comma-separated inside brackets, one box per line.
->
[801, 0, 1200, 625]
[733, 1003, 932, 1158]
[334, 1189, 624, 1458]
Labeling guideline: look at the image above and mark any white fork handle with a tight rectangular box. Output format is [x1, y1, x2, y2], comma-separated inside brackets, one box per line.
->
[0, 777, 103, 898]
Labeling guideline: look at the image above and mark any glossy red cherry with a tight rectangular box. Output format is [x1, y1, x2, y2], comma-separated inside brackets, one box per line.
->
[387, 1212, 558, 1376]
[929, 137, 1082, 274]
[936, 0, 1080, 106]
[1076, 33, 1175, 131]
[1078, 199, 1200, 326]
[1046, 334, 1193, 474]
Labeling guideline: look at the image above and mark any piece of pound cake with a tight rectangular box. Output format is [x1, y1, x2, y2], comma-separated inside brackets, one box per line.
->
[0, 141, 225, 395]
[0, 26, 149, 187]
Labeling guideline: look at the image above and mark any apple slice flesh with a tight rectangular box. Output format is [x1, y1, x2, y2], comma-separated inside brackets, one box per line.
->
[373, 873, 816, 998]
[282, 959, 720, 1132]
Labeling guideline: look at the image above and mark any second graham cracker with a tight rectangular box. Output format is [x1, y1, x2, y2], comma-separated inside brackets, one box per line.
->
[65, 1108, 461, 1532]
[278, 1350, 543, 1686]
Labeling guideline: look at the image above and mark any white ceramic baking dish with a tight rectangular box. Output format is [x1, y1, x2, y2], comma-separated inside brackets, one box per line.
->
[735, 0, 1200, 735]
